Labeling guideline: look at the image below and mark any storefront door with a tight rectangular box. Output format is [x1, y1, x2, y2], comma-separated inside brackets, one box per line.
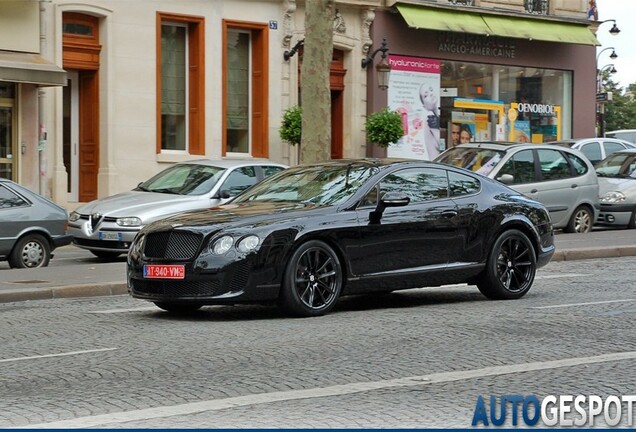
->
[63, 71, 79, 201]
[0, 101, 15, 181]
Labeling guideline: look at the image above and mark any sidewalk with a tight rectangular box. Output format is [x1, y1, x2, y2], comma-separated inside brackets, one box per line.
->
[0, 229, 634, 304]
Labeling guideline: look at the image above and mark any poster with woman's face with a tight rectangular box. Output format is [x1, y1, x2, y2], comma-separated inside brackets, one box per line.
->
[386, 55, 441, 161]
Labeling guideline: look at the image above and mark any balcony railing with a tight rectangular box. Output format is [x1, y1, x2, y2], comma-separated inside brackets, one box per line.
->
[524, 0, 548, 15]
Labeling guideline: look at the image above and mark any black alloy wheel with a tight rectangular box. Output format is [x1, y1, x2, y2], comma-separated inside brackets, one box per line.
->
[153, 302, 203, 314]
[477, 229, 536, 300]
[280, 240, 343, 317]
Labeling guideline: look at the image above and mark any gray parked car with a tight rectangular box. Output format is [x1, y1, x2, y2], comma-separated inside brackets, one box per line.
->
[0, 179, 72, 268]
[435, 142, 600, 233]
[546, 137, 636, 166]
[68, 159, 287, 259]
[595, 149, 636, 228]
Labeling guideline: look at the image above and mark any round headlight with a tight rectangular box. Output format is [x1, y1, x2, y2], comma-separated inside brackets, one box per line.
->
[117, 217, 142, 227]
[69, 211, 80, 222]
[212, 235, 234, 255]
[237, 235, 260, 253]
[601, 191, 626, 203]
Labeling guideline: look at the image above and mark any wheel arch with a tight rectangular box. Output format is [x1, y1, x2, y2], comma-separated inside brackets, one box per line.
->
[11, 228, 55, 253]
[494, 218, 541, 260]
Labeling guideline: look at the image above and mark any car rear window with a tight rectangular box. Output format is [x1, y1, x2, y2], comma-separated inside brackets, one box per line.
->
[436, 147, 505, 176]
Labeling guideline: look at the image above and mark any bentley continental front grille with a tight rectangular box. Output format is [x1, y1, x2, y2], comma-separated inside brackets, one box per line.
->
[143, 231, 203, 260]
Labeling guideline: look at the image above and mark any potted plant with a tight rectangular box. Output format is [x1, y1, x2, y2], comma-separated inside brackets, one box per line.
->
[365, 108, 404, 149]
[279, 105, 302, 146]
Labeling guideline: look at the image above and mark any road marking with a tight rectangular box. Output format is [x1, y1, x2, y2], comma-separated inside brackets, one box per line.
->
[530, 299, 636, 309]
[89, 306, 158, 314]
[22, 350, 636, 429]
[0, 348, 117, 364]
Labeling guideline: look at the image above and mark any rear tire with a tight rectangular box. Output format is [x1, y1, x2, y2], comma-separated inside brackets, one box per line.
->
[9, 234, 51, 269]
[628, 211, 636, 229]
[279, 240, 343, 317]
[565, 205, 593, 233]
[477, 229, 536, 300]
[154, 302, 202, 313]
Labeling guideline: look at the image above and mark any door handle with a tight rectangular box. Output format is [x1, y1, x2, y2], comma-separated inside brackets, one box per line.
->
[571, 184, 578, 189]
[530, 189, 538, 194]
[441, 209, 458, 218]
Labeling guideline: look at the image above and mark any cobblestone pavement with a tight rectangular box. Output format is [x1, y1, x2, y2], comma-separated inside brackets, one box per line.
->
[1, 257, 635, 428]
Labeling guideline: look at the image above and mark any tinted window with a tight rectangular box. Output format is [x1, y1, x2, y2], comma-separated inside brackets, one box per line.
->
[538, 149, 572, 180]
[0, 185, 29, 208]
[220, 167, 257, 196]
[379, 168, 449, 203]
[497, 149, 536, 184]
[262, 165, 285, 177]
[579, 142, 602, 165]
[566, 153, 589, 176]
[449, 171, 480, 197]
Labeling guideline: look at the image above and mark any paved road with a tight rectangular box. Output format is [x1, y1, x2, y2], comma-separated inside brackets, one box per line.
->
[1, 256, 634, 428]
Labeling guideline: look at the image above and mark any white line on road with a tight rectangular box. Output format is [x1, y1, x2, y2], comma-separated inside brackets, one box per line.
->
[530, 299, 636, 309]
[0, 347, 118, 364]
[22, 350, 636, 429]
[89, 306, 158, 314]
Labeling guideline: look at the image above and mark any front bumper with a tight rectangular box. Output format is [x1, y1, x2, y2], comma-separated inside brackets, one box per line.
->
[596, 203, 636, 226]
[68, 220, 139, 252]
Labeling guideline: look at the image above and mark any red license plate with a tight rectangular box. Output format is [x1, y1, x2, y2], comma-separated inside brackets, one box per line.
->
[143, 264, 185, 279]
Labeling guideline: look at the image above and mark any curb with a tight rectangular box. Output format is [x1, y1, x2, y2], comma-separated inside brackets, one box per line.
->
[0, 282, 128, 304]
[0, 247, 634, 304]
[550, 246, 636, 262]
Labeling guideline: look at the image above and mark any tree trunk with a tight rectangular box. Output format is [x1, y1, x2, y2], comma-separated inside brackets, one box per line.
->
[300, 0, 334, 163]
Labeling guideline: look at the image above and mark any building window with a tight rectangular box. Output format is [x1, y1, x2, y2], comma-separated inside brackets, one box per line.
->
[223, 20, 268, 158]
[157, 13, 204, 155]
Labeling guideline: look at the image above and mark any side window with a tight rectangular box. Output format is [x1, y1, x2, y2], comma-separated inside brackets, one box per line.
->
[538, 149, 572, 180]
[604, 142, 625, 157]
[449, 171, 480, 197]
[262, 165, 285, 177]
[565, 153, 589, 176]
[497, 150, 536, 184]
[379, 168, 449, 203]
[0, 185, 29, 208]
[579, 142, 602, 165]
[220, 167, 257, 196]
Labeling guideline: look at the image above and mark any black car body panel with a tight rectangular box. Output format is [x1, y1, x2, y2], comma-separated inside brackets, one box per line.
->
[127, 159, 555, 310]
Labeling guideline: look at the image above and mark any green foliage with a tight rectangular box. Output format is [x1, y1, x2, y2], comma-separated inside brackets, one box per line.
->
[602, 76, 636, 132]
[365, 108, 404, 149]
[279, 105, 302, 146]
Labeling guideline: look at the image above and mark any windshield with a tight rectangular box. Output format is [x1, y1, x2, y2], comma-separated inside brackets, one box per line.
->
[436, 147, 505, 176]
[596, 153, 636, 178]
[136, 164, 225, 195]
[233, 164, 377, 206]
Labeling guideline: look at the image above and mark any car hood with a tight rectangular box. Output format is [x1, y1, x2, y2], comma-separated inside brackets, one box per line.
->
[144, 200, 326, 233]
[74, 190, 214, 221]
[598, 177, 636, 197]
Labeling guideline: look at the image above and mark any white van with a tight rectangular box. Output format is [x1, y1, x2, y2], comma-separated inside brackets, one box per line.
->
[605, 129, 636, 144]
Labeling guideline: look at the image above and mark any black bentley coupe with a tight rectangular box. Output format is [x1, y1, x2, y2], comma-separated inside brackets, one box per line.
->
[127, 159, 555, 317]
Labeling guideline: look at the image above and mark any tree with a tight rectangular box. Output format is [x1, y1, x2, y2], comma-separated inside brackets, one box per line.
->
[603, 75, 636, 132]
[299, 0, 334, 163]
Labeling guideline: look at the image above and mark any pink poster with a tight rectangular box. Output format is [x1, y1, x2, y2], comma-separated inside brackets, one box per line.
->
[386, 55, 441, 160]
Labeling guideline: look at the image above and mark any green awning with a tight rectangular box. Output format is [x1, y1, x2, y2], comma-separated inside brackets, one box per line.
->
[0, 51, 67, 86]
[482, 15, 599, 45]
[396, 4, 491, 36]
[396, 4, 599, 46]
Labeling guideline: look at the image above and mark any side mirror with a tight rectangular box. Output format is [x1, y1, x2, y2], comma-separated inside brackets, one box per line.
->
[497, 174, 514, 185]
[379, 191, 410, 208]
[215, 190, 231, 200]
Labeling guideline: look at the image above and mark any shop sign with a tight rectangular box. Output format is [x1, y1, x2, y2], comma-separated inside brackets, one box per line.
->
[437, 32, 516, 59]
[515, 102, 555, 115]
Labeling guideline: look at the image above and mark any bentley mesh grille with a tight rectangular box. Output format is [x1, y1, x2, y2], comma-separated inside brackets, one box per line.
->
[143, 231, 203, 260]
[131, 279, 220, 297]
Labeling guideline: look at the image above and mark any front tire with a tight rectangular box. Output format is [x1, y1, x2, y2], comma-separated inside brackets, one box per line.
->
[565, 205, 593, 233]
[153, 302, 202, 313]
[9, 234, 51, 269]
[279, 240, 343, 317]
[628, 211, 636, 229]
[477, 229, 536, 300]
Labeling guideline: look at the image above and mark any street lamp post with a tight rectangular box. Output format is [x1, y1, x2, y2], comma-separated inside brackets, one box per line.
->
[596, 64, 617, 137]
